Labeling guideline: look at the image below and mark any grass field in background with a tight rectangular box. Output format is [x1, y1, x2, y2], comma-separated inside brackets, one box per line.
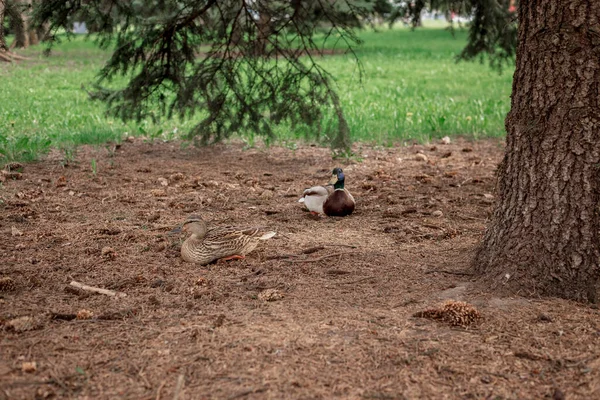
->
[0, 26, 513, 162]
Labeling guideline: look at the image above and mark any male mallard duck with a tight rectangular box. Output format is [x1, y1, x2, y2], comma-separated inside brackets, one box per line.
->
[298, 167, 355, 217]
[172, 216, 276, 265]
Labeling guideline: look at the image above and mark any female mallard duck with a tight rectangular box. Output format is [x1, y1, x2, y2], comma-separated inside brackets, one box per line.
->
[172, 216, 276, 265]
[298, 167, 355, 217]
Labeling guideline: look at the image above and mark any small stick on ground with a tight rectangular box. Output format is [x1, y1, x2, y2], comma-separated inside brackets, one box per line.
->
[454, 213, 487, 221]
[284, 252, 354, 264]
[228, 387, 267, 400]
[173, 374, 185, 400]
[266, 254, 296, 260]
[266, 246, 327, 260]
[50, 312, 77, 321]
[156, 380, 166, 400]
[301, 245, 325, 254]
[424, 269, 474, 276]
[69, 280, 127, 297]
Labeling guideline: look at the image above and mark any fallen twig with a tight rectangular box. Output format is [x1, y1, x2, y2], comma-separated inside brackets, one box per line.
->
[460, 177, 473, 186]
[514, 351, 550, 361]
[326, 269, 351, 275]
[284, 251, 354, 264]
[265, 253, 296, 260]
[228, 387, 267, 400]
[156, 380, 166, 400]
[424, 269, 474, 276]
[302, 245, 325, 254]
[327, 243, 358, 249]
[69, 280, 127, 298]
[455, 213, 487, 222]
[173, 374, 185, 400]
[50, 312, 77, 321]
[266, 246, 326, 260]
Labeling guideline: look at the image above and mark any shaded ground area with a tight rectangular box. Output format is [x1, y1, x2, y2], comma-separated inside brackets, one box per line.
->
[1, 138, 599, 399]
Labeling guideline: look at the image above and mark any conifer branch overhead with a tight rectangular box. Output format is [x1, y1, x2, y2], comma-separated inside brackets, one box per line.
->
[34, 0, 367, 149]
[31, 0, 518, 147]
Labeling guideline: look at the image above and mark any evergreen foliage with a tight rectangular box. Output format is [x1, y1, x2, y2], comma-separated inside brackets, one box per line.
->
[455, 0, 517, 70]
[388, 0, 517, 69]
[34, 0, 370, 148]
[32, 0, 517, 149]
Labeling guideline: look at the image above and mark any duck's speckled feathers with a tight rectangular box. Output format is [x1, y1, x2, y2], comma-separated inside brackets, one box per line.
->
[180, 222, 275, 265]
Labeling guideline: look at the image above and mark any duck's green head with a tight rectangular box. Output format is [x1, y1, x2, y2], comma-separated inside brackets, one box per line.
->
[328, 167, 345, 189]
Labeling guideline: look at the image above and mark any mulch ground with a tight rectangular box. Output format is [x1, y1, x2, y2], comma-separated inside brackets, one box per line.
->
[1, 137, 599, 399]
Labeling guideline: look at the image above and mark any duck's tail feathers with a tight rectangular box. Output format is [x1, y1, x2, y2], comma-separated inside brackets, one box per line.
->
[259, 231, 276, 240]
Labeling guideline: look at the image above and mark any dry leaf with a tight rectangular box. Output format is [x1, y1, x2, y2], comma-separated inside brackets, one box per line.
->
[150, 189, 167, 197]
[170, 172, 185, 181]
[55, 176, 67, 187]
[76, 309, 94, 320]
[22, 361, 37, 373]
[158, 177, 169, 186]
[258, 289, 284, 302]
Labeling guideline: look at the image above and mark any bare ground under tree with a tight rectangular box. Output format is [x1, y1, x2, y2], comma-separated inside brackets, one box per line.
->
[1, 139, 599, 399]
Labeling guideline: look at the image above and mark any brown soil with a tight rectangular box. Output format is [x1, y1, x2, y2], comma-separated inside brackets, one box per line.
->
[1, 138, 599, 399]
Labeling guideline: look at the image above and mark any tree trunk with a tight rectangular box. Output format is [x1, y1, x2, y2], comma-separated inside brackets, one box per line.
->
[35, 21, 50, 43]
[28, 26, 38, 45]
[0, 0, 27, 61]
[0, 0, 6, 51]
[0, 0, 12, 61]
[10, 0, 32, 49]
[330, 89, 351, 152]
[473, 0, 600, 302]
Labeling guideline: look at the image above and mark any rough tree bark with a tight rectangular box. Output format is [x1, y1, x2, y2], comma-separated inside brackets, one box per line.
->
[0, 0, 27, 61]
[0, 0, 6, 50]
[0, 0, 12, 61]
[11, 0, 32, 48]
[473, 0, 600, 301]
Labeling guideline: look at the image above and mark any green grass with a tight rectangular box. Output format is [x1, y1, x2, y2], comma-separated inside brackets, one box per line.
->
[0, 26, 513, 162]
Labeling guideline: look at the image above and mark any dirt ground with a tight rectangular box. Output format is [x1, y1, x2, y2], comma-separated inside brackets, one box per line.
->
[1, 138, 599, 400]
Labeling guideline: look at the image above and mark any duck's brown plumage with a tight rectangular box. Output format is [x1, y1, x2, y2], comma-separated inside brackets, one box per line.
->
[175, 217, 276, 265]
[299, 167, 355, 217]
[323, 189, 355, 216]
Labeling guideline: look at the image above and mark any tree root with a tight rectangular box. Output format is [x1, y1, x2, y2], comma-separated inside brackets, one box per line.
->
[0, 50, 29, 62]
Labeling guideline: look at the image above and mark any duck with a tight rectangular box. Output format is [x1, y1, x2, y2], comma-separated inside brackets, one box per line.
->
[171, 215, 276, 265]
[298, 167, 355, 217]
